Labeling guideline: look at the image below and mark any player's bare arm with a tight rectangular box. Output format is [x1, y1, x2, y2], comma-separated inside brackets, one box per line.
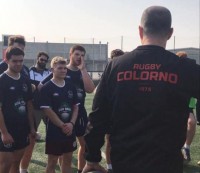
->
[27, 100, 36, 138]
[79, 56, 95, 93]
[65, 104, 79, 136]
[0, 108, 14, 145]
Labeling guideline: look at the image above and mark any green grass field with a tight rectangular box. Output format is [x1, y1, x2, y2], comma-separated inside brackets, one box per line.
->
[28, 93, 200, 173]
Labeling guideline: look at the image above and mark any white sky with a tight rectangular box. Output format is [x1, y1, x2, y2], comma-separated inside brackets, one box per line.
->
[0, 0, 199, 53]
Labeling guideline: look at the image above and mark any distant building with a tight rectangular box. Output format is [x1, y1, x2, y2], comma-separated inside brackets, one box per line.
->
[0, 41, 108, 75]
[168, 47, 200, 64]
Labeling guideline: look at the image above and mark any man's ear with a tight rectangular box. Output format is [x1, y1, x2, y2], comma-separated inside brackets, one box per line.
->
[4, 58, 9, 64]
[139, 25, 144, 40]
[167, 28, 173, 40]
[69, 52, 72, 58]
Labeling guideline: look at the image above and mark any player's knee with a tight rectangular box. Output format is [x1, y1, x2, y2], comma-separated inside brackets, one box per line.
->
[188, 115, 196, 126]
[0, 159, 12, 170]
[62, 159, 72, 167]
[106, 141, 111, 149]
[11, 159, 21, 170]
[48, 157, 58, 168]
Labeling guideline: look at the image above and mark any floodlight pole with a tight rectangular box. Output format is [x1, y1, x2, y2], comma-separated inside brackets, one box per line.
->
[121, 36, 123, 50]
[173, 36, 175, 53]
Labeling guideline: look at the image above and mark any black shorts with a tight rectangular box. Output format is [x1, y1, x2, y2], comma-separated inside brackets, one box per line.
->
[75, 114, 88, 137]
[0, 134, 29, 152]
[106, 126, 111, 134]
[46, 137, 77, 156]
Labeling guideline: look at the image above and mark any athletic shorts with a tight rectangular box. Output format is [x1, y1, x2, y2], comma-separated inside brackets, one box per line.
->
[0, 134, 29, 152]
[106, 126, 111, 134]
[45, 137, 77, 155]
[75, 114, 88, 137]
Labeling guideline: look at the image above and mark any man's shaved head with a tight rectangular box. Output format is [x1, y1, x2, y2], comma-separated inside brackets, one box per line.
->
[141, 6, 172, 37]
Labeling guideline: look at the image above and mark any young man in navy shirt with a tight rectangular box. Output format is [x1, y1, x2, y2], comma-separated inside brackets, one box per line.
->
[40, 56, 79, 173]
[0, 46, 35, 173]
[39, 45, 95, 173]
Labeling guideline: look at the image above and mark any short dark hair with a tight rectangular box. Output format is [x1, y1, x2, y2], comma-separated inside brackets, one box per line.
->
[70, 45, 86, 55]
[5, 46, 24, 60]
[37, 52, 49, 60]
[176, 51, 188, 58]
[8, 35, 26, 47]
[111, 49, 124, 59]
[141, 6, 172, 37]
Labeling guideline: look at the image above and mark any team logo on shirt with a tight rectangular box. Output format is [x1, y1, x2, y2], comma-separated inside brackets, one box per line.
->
[58, 103, 72, 122]
[14, 97, 26, 115]
[68, 90, 73, 99]
[22, 84, 28, 92]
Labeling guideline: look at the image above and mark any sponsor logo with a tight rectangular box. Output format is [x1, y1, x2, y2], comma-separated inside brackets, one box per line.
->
[53, 93, 59, 96]
[10, 86, 15, 90]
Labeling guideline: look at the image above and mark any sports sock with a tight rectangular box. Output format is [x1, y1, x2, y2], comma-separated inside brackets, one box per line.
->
[184, 144, 190, 149]
[20, 169, 28, 173]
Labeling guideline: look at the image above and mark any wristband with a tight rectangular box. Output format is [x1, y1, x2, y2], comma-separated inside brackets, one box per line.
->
[69, 121, 75, 127]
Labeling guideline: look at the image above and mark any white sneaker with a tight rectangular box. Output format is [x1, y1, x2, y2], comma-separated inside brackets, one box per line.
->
[35, 132, 42, 141]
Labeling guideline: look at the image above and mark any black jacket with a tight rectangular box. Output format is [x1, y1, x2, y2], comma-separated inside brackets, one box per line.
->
[84, 45, 200, 173]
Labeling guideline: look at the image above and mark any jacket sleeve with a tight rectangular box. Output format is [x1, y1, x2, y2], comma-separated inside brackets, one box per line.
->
[84, 62, 112, 162]
[180, 59, 200, 99]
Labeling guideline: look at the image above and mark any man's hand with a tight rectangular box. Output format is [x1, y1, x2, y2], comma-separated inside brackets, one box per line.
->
[78, 56, 86, 70]
[1, 132, 14, 146]
[82, 162, 107, 173]
[61, 123, 73, 136]
[30, 128, 36, 139]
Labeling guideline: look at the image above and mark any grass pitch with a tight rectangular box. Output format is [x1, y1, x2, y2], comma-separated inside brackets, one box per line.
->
[28, 93, 200, 173]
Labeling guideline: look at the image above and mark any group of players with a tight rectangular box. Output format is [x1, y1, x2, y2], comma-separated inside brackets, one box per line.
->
[0, 35, 97, 173]
[1, 5, 200, 173]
